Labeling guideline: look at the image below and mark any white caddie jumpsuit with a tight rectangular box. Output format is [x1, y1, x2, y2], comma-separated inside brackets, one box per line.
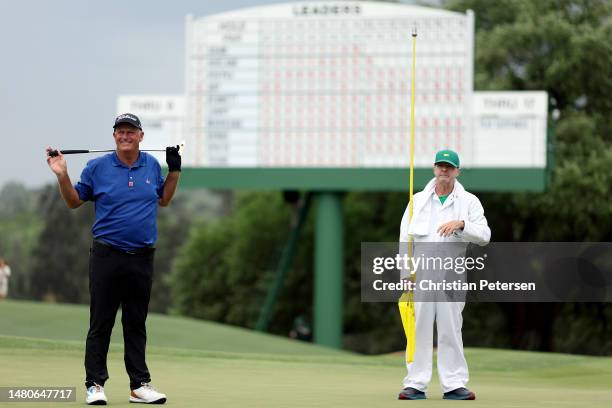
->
[399, 178, 490, 392]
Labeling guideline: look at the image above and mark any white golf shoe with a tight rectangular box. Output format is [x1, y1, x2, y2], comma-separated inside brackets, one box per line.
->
[86, 383, 107, 405]
[129, 383, 167, 404]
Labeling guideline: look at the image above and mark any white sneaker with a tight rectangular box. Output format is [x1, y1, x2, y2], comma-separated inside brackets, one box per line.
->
[129, 383, 167, 404]
[86, 384, 107, 405]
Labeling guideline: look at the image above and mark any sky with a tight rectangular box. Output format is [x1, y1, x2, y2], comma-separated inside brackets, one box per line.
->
[0, 0, 419, 189]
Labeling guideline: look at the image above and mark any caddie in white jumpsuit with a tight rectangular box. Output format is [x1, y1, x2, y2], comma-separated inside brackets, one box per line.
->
[398, 150, 490, 401]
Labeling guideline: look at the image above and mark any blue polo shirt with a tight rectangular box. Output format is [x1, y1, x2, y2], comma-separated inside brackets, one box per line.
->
[74, 152, 165, 251]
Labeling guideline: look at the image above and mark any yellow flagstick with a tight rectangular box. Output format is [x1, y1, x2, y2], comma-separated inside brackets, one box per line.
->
[409, 28, 417, 229]
[398, 27, 417, 364]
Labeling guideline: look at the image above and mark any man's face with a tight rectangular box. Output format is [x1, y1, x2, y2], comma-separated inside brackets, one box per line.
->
[113, 124, 143, 153]
[433, 162, 459, 182]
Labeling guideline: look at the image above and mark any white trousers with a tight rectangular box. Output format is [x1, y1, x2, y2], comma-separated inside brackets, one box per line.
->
[403, 301, 468, 392]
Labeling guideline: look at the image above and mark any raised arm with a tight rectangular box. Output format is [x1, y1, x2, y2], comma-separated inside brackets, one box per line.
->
[158, 146, 181, 207]
[158, 171, 180, 207]
[46, 147, 84, 209]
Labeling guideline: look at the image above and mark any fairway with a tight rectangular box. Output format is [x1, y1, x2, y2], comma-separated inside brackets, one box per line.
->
[1, 301, 611, 407]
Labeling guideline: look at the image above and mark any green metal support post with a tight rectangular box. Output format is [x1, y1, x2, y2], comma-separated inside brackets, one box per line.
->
[313, 191, 344, 348]
[255, 193, 312, 332]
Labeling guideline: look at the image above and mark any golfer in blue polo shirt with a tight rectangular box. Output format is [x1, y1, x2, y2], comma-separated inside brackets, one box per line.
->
[46, 113, 181, 405]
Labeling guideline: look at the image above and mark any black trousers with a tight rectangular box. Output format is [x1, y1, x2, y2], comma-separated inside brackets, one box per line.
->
[85, 240, 155, 390]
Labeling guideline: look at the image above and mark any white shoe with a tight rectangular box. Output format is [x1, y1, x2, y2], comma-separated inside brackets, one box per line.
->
[129, 383, 167, 404]
[86, 384, 107, 405]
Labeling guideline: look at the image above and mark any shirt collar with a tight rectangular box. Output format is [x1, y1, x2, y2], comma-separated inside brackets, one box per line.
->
[111, 151, 147, 168]
[433, 182, 457, 206]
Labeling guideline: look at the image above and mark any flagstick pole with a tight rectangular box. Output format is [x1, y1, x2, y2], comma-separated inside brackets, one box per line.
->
[409, 28, 417, 223]
[405, 27, 418, 364]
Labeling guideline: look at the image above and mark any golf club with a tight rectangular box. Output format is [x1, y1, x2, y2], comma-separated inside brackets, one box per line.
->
[47, 142, 186, 157]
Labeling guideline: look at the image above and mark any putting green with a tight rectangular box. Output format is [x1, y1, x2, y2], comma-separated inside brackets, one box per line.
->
[0, 300, 343, 356]
[1, 300, 611, 407]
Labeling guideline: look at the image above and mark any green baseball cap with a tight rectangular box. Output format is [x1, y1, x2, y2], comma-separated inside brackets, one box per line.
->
[434, 149, 460, 168]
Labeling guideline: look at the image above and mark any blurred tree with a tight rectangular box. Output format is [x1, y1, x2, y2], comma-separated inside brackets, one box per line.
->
[29, 186, 92, 303]
[0, 183, 44, 299]
[170, 192, 300, 328]
[170, 191, 410, 352]
[149, 192, 209, 313]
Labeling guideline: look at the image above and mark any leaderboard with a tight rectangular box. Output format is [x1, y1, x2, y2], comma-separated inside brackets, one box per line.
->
[185, 2, 474, 167]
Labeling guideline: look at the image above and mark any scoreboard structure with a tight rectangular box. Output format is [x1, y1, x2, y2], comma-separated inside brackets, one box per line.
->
[179, 1, 548, 191]
[186, 1, 474, 168]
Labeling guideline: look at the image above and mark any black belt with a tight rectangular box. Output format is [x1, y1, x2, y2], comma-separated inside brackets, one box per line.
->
[93, 239, 155, 256]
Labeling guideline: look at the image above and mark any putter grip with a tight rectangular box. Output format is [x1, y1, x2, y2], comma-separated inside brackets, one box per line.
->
[48, 149, 89, 157]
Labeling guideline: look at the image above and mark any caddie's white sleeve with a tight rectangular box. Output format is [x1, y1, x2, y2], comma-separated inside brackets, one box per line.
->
[5, 266, 10, 277]
[456, 196, 490, 246]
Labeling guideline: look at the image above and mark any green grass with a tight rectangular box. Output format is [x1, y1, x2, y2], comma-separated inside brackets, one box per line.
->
[0, 299, 344, 356]
[1, 300, 611, 407]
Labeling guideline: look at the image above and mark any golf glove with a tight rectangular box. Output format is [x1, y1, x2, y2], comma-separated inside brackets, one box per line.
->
[166, 145, 181, 172]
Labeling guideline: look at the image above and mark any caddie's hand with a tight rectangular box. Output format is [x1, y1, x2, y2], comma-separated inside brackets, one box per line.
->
[166, 145, 181, 172]
[46, 147, 67, 176]
[437, 220, 465, 237]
